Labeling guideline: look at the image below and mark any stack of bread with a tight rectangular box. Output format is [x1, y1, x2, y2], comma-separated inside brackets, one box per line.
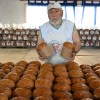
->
[0, 61, 100, 100]
[66, 61, 94, 100]
[33, 63, 53, 100]
[53, 64, 72, 100]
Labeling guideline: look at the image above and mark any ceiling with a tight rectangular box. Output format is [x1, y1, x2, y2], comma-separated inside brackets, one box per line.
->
[21, 0, 100, 6]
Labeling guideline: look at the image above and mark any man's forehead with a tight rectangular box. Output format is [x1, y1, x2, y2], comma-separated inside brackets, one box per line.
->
[49, 8, 62, 11]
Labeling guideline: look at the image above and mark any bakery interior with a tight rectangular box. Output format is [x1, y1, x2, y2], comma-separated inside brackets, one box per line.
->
[0, 0, 100, 100]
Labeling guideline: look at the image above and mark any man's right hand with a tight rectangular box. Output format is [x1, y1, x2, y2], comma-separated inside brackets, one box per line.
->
[39, 56, 45, 61]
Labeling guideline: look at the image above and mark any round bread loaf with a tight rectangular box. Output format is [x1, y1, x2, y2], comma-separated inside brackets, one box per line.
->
[55, 77, 71, 84]
[4, 72, 20, 83]
[54, 70, 68, 77]
[0, 79, 15, 89]
[65, 61, 78, 67]
[71, 78, 86, 84]
[13, 87, 32, 98]
[89, 79, 100, 91]
[0, 87, 12, 98]
[73, 90, 93, 100]
[67, 64, 80, 71]
[0, 93, 8, 100]
[63, 42, 75, 50]
[10, 97, 30, 100]
[85, 72, 97, 79]
[36, 42, 52, 59]
[93, 65, 100, 71]
[21, 74, 36, 81]
[53, 83, 71, 91]
[71, 83, 90, 92]
[35, 78, 52, 89]
[61, 42, 75, 59]
[86, 76, 99, 84]
[53, 90, 73, 99]
[69, 69, 84, 78]
[33, 87, 53, 97]
[94, 87, 100, 99]
[34, 96, 53, 100]
[16, 78, 34, 89]
[38, 71, 54, 82]
[54, 64, 66, 70]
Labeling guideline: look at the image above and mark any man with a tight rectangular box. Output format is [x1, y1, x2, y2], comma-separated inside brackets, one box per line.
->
[37, 1, 81, 65]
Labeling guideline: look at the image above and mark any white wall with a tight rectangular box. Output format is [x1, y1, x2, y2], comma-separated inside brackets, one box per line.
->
[0, 0, 26, 24]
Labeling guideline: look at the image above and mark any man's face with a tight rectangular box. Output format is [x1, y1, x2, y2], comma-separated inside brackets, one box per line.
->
[48, 8, 63, 23]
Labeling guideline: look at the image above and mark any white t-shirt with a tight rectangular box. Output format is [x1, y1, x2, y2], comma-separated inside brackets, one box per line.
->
[40, 19, 74, 65]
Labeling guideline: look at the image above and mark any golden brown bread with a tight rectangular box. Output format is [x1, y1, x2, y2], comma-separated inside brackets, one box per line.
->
[68, 69, 84, 78]
[65, 61, 78, 67]
[0, 79, 15, 89]
[28, 61, 41, 67]
[71, 83, 90, 92]
[33, 87, 53, 97]
[94, 87, 100, 99]
[61, 42, 75, 59]
[38, 71, 54, 81]
[71, 78, 86, 84]
[80, 64, 92, 70]
[36, 42, 52, 58]
[35, 78, 52, 89]
[23, 69, 38, 76]
[89, 79, 100, 91]
[34, 96, 53, 100]
[26, 65, 39, 72]
[54, 70, 68, 77]
[73, 90, 94, 100]
[93, 65, 100, 71]
[85, 72, 97, 79]
[86, 76, 99, 84]
[16, 78, 34, 89]
[63, 42, 75, 50]
[80, 98, 93, 100]
[67, 64, 80, 71]
[0, 87, 12, 98]
[55, 77, 71, 84]
[53, 90, 73, 99]
[0, 71, 6, 78]
[36, 42, 48, 51]
[40, 63, 53, 72]
[4, 72, 20, 83]
[13, 87, 32, 98]
[0, 93, 8, 100]
[21, 74, 36, 81]
[10, 97, 30, 100]
[53, 83, 71, 91]
[54, 64, 67, 71]
[82, 69, 94, 74]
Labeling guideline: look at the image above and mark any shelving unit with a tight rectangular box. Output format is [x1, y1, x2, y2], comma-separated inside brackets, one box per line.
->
[78, 29, 100, 47]
[0, 28, 38, 48]
[0, 28, 100, 48]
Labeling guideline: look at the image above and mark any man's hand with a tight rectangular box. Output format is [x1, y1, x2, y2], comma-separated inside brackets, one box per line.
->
[69, 52, 76, 60]
[39, 56, 45, 61]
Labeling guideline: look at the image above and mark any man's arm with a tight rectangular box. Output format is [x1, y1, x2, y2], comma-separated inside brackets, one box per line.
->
[36, 30, 44, 47]
[72, 25, 81, 54]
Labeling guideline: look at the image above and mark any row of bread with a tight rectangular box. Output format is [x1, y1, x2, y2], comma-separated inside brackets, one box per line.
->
[81, 40, 100, 47]
[0, 35, 38, 41]
[0, 28, 38, 35]
[80, 34, 100, 41]
[0, 41, 37, 47]
[0, 60, 100, 100]
[78, 29, 100, 35]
